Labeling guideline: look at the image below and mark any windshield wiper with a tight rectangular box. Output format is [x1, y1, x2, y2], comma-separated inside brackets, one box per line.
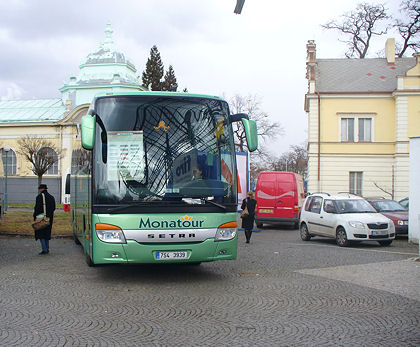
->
[201, 198, 227, 211]
[104, 202, 152, 213]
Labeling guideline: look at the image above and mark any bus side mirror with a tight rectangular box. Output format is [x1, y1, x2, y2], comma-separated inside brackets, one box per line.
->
[81, 115, 96, 150]
[241, 118, 258, 152]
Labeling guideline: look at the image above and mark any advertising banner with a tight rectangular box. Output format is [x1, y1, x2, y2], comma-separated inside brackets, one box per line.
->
[236, 152, 248, 210]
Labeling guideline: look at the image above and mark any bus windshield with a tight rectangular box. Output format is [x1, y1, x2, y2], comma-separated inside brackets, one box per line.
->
[93, 95, 237, 207]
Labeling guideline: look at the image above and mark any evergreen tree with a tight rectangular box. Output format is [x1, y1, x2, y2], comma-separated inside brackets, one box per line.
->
[162, 65, 178, 91]
[142, 45, 164, 90]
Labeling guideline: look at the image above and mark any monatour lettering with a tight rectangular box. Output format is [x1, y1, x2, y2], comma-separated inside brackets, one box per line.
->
[139, 216, 204, 229]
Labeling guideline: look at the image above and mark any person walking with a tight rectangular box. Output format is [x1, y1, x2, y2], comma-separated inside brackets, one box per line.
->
[33, 184, 56, 255]
[241, 191, 257, 243]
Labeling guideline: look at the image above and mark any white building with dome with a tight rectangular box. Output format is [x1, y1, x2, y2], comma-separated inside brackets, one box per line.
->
[60, 23, 144, 108]
[0, 24, 146, 203]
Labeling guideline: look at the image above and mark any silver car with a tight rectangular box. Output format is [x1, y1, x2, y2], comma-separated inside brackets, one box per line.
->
[299, 193, 395, 247]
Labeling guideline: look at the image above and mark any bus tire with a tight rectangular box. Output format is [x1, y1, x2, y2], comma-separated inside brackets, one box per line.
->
[74, 235, 81, 245]
[85, 253, 95, 267]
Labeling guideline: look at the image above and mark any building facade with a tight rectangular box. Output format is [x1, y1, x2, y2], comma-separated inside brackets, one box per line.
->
[305, 39, 420, 201]
[0, 24, 146, 203]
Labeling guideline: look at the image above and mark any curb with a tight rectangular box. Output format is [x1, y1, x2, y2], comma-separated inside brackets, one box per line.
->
[0, 233, 73, 239]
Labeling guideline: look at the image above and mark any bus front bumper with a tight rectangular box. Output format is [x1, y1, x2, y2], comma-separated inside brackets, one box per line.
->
[92, 236, 237, 264]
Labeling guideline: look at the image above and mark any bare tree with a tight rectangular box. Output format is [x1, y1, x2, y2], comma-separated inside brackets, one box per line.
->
[229, 94, 283, 152]
[248, 145, 274, 183]
[271, 143, 308, 179]
[322, 3, 389, 58]
[16, 136, 64, 186]
[394, 0, 420, 57]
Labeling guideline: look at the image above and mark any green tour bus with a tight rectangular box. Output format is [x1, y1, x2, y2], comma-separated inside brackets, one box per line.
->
[67, 92, 257, 266]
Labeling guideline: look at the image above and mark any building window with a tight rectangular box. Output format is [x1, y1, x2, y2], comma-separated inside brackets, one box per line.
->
[1, 148, 17, 175]
[341, 118, 354, 142]
[340, 116, 373, 142]
[358, 118, 371, 142]
[38, 147, 58, 175]
[349, 172, 363, 195]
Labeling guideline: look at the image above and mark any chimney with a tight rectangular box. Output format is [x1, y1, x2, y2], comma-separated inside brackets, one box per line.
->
[385, 38, 395, 64]
[306, 40, 316, 63]
[306, 40, 317, 82]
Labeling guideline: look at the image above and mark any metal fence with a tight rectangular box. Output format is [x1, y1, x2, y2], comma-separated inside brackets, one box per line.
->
[2, 177, 61, 204]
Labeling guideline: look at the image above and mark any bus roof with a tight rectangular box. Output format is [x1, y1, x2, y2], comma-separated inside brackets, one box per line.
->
[92, 91, 225, 101]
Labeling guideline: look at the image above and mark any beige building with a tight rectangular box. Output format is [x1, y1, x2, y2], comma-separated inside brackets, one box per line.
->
[305, 39, 420, 201]
[0, 24, 145, 203]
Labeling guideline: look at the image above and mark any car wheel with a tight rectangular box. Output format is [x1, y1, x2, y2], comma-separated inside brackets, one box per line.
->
[378, 240, 393, 247]
[336, 227, 349, 247]
[300, 223, 311, 241]
[256, 222, 263, 228]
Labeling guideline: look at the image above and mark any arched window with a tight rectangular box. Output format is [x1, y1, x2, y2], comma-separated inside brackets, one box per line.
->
[38, 147, 58, 175]
[1, 148, 17, 175]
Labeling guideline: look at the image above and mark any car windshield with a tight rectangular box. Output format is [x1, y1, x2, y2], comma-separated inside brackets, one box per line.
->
[372, 200, 406, 212]
[335, 199, 376, 213]
[399, 199, 409, 209]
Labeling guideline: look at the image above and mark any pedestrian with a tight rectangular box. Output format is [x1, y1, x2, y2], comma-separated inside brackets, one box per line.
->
[241, 191, 257, 243]
[33, 184, 56, 255]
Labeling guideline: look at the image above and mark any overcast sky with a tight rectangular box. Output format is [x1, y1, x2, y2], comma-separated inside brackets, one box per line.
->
[0, 0, 402, 155]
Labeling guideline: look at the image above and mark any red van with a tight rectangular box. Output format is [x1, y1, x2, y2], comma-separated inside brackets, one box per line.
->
[255, 171, 305, 228]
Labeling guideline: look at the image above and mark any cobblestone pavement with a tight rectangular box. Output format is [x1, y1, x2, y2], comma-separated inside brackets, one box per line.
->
[0, 228, 419, 347]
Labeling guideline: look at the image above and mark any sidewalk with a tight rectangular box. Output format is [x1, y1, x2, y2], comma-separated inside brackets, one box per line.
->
[297, 257, 420, 301]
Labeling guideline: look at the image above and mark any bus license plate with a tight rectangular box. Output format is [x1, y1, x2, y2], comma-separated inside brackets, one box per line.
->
[156, 251, 188, 260]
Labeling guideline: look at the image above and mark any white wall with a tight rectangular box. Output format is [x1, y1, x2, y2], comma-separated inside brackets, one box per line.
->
[307, 154, 406, 198]
[409, 137, 420, 248]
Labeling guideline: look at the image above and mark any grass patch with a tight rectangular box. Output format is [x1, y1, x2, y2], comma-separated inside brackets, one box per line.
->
[0, 210, 72, 237]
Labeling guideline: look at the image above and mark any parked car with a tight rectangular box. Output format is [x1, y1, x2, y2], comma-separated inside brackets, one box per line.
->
[299, 193, 395, 247]
[367, 199, 408, 235]
[399, 197, 409, 210]
[255, 171, 305, 228]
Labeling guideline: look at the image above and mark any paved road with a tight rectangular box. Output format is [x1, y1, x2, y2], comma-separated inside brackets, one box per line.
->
[0, 227, 419, 346]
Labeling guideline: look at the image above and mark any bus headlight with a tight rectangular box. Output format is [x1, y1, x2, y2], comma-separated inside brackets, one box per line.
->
[215, 221, 237, 241]
[95, 223, 126, 243]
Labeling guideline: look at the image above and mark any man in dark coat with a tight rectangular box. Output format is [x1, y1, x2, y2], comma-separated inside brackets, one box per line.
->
[33, 184, 56, 254]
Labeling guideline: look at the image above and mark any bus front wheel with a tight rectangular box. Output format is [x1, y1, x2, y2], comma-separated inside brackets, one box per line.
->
[74, 235, 81, 245]
[85, 253, 95, 267]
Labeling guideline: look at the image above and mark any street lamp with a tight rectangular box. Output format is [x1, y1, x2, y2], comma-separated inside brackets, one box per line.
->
[2, 146, 11, 211]
[234, 0, 245, 14]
